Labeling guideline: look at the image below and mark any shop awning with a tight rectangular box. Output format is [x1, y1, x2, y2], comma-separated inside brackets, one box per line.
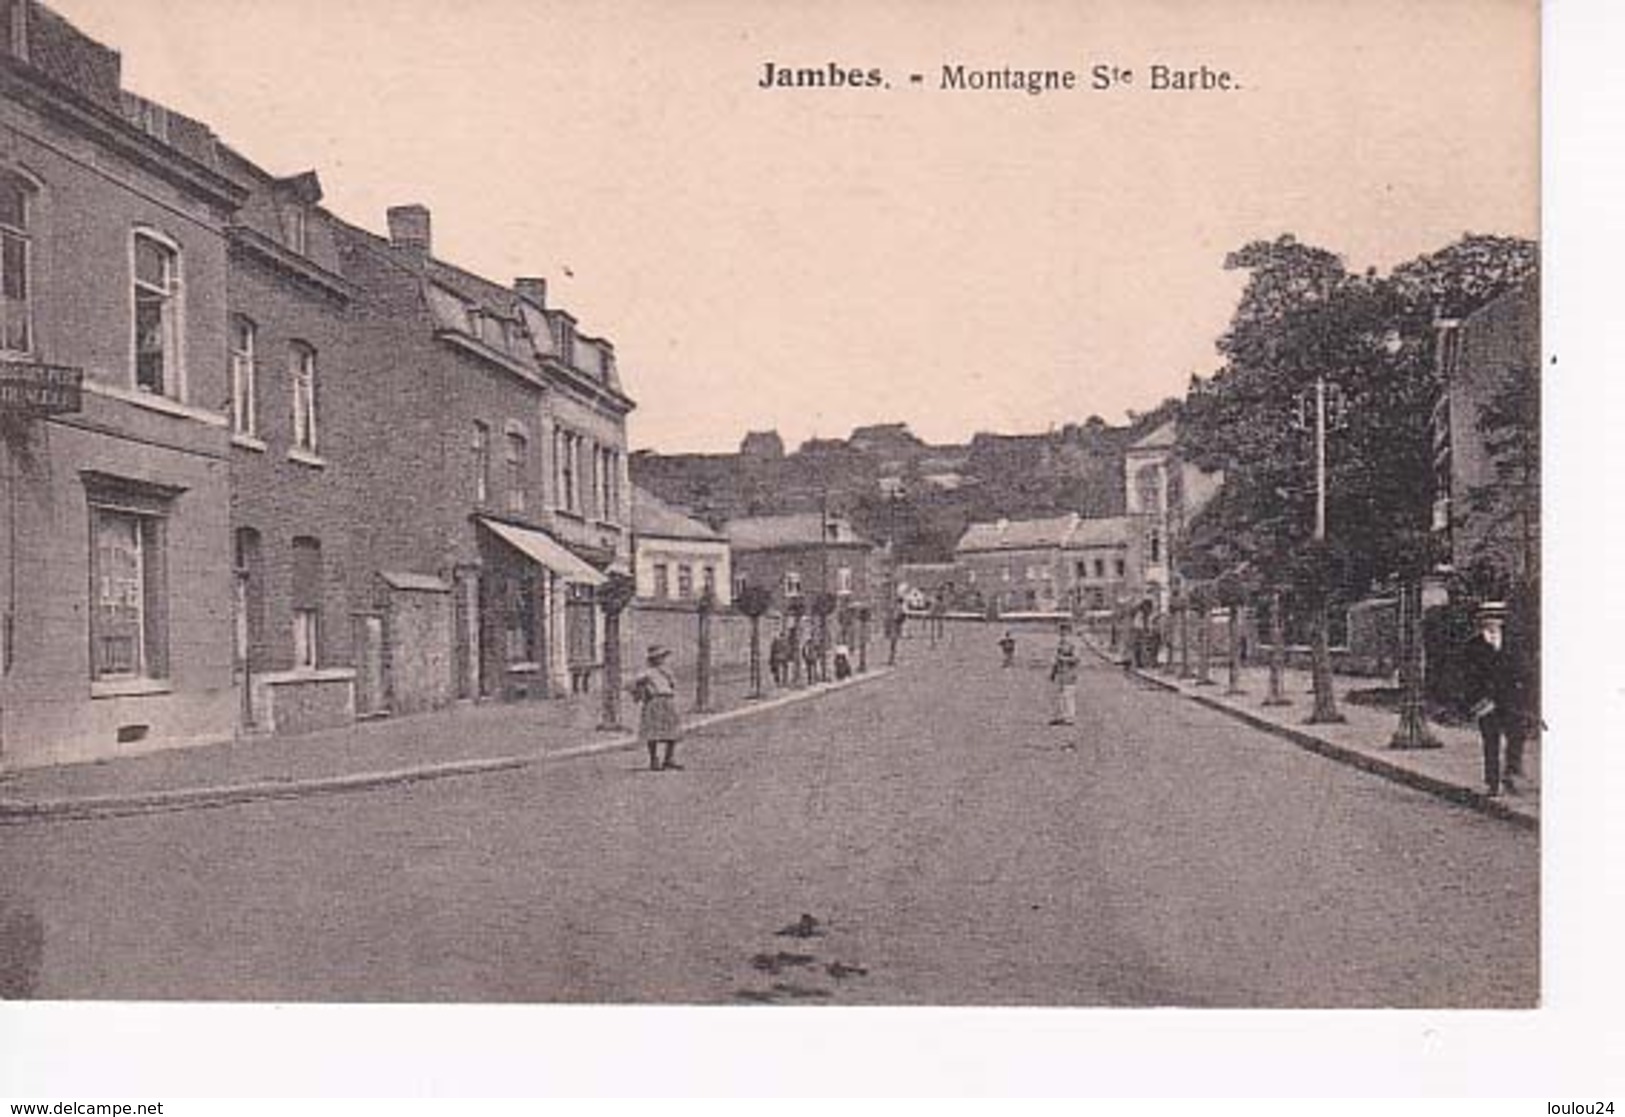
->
[478, 518, 606, 587]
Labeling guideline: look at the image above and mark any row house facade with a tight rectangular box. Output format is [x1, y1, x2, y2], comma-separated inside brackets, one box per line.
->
[955, 514, 1081, 614]
[0, 1, 636, 768]
[630, 485, 731, 609]
[954, 513, 1139, 616]
[327, 205, 634, 710]
[726, 513, 874, 614]
[1, 1, 244, 768]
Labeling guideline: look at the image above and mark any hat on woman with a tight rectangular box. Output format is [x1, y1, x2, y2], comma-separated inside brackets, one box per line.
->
[647, 644, 673, 663]
[1476, 601, 1509, 621]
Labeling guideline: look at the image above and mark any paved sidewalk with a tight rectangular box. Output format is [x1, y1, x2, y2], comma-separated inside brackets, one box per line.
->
[1087, 640, 1539, 828]
[0, 665, 894, 821]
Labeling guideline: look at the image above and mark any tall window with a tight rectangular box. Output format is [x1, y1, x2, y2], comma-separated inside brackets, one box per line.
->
[653, 563, 669, 599]
[505, 430, 527, 513]
[229, 316, 257, 436]
[0, 171, 32, 353]
[1135, 464, 1162, 517]
[836, 566, 853, 595]
[291, 536, 322, 669]
[504, 572, 537, 664]
[1115, 558, 1126, 578]
[702, 565, 716, 600]
[1094, 558, 1106, 579]
[556, 429, 578, 514]
[1149, 531, 1162, 564]
[290, 342, 318, 453]
[677, 564, 694, 600]
[472, 422, 490, 504]
[4, 0, 32, 61]
[284, 204, 308, 255]
[133, 230, 182, 397]
[234, 527, 262, 671]
[91, 507, 167, 679]
[784, 571, 802, 598]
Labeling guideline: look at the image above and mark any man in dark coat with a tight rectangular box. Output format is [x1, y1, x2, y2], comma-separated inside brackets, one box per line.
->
[1460, 601, 1527, 797]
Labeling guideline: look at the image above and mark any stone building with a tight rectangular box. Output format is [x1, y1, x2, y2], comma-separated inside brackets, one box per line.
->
[630, 485, 730, 608]
[954, 514, 1081, 615]
[331, 206, 634, 705]
[1430, 280, 1538, 588]
[1124, 419, 1223, 610]
[726, 513, 874, 613]
[0, 1, 243, 768]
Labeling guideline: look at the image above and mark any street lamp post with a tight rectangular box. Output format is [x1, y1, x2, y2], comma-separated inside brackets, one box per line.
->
[1306, 374, 1346, 725]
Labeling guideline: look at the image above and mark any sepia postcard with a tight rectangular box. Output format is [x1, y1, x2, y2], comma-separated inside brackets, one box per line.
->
[0, 0, 1600, 1099]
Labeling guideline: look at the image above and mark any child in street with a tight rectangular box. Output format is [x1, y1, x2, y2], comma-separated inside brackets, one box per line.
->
[1049, 624, 1080, 726]
[631, 645, 683, 771]
[999, 629, 1017, 668]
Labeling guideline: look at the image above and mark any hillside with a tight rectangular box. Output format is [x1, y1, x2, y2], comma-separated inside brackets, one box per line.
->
[630, 402, 1181, 562]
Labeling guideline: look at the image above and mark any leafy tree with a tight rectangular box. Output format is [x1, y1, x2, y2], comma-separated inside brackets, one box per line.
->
[1182, 232, 1536, 730]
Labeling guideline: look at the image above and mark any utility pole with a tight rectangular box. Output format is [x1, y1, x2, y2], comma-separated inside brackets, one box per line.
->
[1307, 374, 1345, 724]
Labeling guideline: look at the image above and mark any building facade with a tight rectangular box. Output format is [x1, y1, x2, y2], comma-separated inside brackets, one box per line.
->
[726, 513, 873, 613]
[332, 206, 634, 706]
[1065, 516, 1137, 615]
[1, 2, 244, 769]
[1430, 280, 1538, 589]
[954, 514, 1080, 615]
[1124, 419, 1223, 611]
[630, 485, 730, 608]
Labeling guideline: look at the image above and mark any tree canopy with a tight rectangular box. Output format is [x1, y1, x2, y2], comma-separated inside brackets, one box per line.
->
[1180, 233, 1537, 603]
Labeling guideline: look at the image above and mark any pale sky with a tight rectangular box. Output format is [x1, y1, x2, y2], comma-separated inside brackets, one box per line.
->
[48, 0, 1538, 453]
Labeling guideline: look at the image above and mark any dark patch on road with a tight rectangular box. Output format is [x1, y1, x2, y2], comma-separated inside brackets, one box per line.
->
[775, 912, 824, 938]
[750, 950, 817, 974]
[825, 961, 867, 980]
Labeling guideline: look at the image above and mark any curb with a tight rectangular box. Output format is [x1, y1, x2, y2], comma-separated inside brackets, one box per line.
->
[1086, 643, 1537, 831]
[0, 668, 896, 824]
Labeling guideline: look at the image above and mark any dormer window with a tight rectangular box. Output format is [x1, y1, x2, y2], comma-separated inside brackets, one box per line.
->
[554, 317, 575, 368]
[4, 0, 29, 61]
[283, 204, 308, 255]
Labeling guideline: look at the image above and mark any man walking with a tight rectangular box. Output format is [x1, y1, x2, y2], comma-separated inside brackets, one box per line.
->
[1049, 623, 1080, 726]
[1461, 601, 1527, 797]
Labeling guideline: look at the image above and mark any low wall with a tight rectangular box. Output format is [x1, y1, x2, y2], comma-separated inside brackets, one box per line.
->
[253, 669, 356, 736]
[627, 604, 766, 674]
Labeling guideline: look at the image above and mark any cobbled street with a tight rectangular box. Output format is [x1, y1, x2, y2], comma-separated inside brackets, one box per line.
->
[0, 632, 1537, 1006]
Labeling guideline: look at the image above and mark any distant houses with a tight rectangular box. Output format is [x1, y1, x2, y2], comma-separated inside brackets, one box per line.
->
[630, 486, 731, 608]
[726, 513, 876, 613]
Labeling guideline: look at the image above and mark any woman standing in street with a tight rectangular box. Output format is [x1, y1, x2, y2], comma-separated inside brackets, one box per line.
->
[632, 645, 683, 771]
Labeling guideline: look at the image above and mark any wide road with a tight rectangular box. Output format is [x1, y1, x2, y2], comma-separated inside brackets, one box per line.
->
[0, 627, 1537, 1006]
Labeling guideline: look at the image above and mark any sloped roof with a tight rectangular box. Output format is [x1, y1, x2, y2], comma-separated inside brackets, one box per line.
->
[726, 514, 869, 550]
[632, 487, 724, 542]
[956, 513, 1080, 553]
[1068, 515, 1133, 548]
[1128, 419, 1178, 452]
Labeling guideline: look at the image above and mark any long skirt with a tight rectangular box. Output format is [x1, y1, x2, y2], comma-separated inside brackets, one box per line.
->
[639, 695, 682, 743]
[1054, 683, 1077, 725]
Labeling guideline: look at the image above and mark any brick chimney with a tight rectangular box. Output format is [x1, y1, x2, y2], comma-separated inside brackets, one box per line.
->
[386, 204, 431, 256]
[514, 277, 548, 308]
